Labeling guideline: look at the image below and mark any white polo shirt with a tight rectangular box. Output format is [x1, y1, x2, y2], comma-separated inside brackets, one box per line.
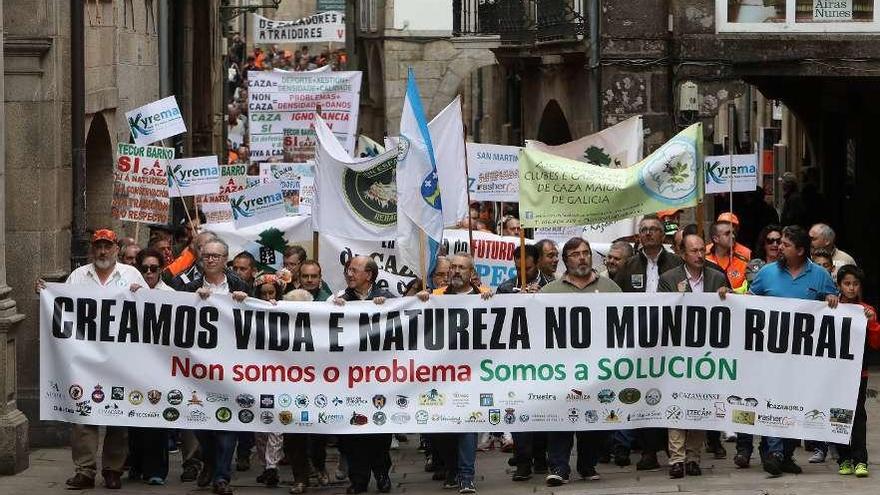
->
[66, 262, 147, 289]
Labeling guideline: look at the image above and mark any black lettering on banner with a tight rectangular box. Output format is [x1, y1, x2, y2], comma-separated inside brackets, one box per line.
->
[709, 307, 730, 348]
[118, 300, 139, 343]
[144, 303, 172, 346]
[199, 307, 219, 349]
[293, 313, 314, 351]
[359, 313, 381, 351]
[545, 307, 567, 348]
[662, 306, 682, 346]
[816, 314, 836, 358]
[329, 312, 344, 352]
[267, 312, 290, 351]
[768, 311, 790, 354]
[173, 305, 196, 348]
[449, 308, 468, 350]
[638, 306, 659, 347]
[404, 309, 421, 350]
[791, 312, 815, 356]
[510, 307, 531, 349]
[745, 308, 764, 351]
[383, 311, 403, 350]
[255, 309, 266, 349]
[568, 307, 589, 349]
[76, 298, 97, 340]
[490, 308, 506, 350]
[52, 296, 74, 338]
[607, 306, 634, 348]
[424, 309, 444, 351]
[840, 317, 854, 360]
[472, 308, 487, 350]
[99, 299, 117, 342]
[233, 309, 252, 349]
[685, 306, 706, 347]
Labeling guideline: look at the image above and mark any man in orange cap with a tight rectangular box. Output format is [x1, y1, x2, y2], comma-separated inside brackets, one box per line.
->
[706, 213, 751, 290]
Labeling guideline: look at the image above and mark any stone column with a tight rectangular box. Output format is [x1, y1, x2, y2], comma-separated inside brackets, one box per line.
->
[0, 0, 30, 475]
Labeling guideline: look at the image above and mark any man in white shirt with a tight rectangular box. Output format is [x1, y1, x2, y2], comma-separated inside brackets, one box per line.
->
[36, 229, 146, 490]
[809, 223, 856, 276]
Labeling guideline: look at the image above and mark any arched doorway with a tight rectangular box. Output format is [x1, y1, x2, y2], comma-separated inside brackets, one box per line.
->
[536, 100, 572, 146]
[85, 113, 114, 230]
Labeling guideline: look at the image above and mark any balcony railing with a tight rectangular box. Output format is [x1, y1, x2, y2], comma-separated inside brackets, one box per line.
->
[454, 0, 586, 45]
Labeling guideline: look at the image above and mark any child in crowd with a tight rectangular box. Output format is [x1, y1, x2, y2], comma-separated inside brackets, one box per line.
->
[253, 274, 286, 487]
[835, 265, 880, 478]
[811, 248, 834, 274]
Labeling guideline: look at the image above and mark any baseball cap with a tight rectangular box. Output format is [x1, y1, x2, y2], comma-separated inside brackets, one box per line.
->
[91, 229, 117, 244]
[717, 212, 740, 226]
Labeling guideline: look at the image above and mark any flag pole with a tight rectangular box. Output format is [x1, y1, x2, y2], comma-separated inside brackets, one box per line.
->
[518, 229, 527, 289]
[419, 230, 428, 285]
[461, 116, 475, 252]
[312, 231, 320, 261]
[163, 138, 196, 234]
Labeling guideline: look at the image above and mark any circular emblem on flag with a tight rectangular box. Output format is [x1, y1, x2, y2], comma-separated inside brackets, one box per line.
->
[420, 171, 442, 210]
[342, 155, 398, 228]
[638, 137, 698, 204]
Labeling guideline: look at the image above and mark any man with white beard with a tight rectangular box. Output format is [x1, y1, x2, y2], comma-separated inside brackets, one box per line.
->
[35, 229, 147, 490]
[539, 237, 621, 485]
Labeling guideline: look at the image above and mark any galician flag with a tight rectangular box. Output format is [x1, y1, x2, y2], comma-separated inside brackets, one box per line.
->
[396, 69, 444, 281]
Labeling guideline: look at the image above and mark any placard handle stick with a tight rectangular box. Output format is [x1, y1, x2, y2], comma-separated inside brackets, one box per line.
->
[519, 229, 527, 289]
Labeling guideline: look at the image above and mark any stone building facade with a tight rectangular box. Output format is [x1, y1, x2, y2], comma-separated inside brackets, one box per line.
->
[0, 0, 225, 472]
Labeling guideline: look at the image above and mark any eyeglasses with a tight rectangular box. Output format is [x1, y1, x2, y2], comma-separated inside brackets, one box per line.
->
[201, 253, 225, 261]
[639, 227, 663, 234]
[765, 237, 781, 245]
[567, 250, 591, 259]
[139, 265, 161, 274]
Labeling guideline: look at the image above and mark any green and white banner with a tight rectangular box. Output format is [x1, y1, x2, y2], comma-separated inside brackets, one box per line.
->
[519, 124, 703, 228]
[41, 285, 863, 441]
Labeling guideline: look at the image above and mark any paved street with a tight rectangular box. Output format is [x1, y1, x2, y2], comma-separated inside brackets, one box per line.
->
[3, 381, 879, 495]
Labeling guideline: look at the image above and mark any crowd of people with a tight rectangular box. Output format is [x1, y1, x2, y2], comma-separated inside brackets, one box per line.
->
[34, 192, 880, 494]
[225, 37, 348, 167]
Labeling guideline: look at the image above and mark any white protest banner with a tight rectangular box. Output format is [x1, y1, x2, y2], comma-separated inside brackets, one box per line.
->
[704, 154, 759, 195]
[111, 143, 174, 224]
[443, 229, 534, 291]
[199, 165, 248, 224]
[525, 115, 644, 242]
[252, 12, 345, 45]
[248, 70, 362, 162]
[466, 143, 520, 202]
[167, 156, 221, 198]
[126, 96, 187, 146]
[41, 285, 865, 440]
[212, 216, 313, 273]
[229, 182, 286, 229]
[319, 235, 417, 297]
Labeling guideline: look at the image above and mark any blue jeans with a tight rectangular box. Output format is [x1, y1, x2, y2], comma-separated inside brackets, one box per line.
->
[737, 434, 795, 460]
[196, 430, 237, 483]
[613, 430, 634, 451]
[457, 433, 477, 483]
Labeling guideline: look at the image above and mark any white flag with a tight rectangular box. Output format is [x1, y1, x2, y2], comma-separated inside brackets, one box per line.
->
[396, 70, 443, 280]
[430, 96, 469, 228]
[314, 116, 399, 240]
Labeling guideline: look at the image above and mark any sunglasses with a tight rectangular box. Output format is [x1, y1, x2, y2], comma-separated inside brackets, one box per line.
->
[139, 265, 161, 274]
[765, 237, 782, 245]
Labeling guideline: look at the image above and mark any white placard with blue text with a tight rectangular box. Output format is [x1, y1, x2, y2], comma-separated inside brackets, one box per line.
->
[167, 156, 221, 198]
[704, 154, 759, 195]
[126, 96, 187, 146]
[229, 181, 286, 229]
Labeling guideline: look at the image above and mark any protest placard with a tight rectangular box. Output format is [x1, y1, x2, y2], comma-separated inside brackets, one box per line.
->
[466, 143, 520, 203]
[258, 163, 316, 216]
[199, 165, 248, 224]
[248, 70, 362, 162]
[704, 154, 759, 194]
[211, 216, 313, 273]
[126, 96, 187, 146]
[167, 156, 221, 198]
[229, 181, 286, 229]
[111, 143, 174, 224]
[41, 285, 864, 442]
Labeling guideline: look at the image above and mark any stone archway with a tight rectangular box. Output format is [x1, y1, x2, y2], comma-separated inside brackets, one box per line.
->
[536, 99, 572, 146]
[85, 112, 115, 231]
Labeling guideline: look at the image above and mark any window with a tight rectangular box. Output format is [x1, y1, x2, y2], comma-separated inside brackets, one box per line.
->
[718, 0, 878, 31]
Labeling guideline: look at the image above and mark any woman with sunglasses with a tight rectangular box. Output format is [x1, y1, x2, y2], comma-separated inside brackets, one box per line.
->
[127, 248, 173, 485]
[753, 224, 783, 263]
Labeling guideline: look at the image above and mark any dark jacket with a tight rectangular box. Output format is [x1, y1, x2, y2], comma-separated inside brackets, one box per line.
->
[339, 283, 395, 301]
[180, 268, 251, 295]
[657, 265, 730, 293]
[496, 271, 552, 294]
[308, 281, 334, 301]
[614, 249, 683, 292]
